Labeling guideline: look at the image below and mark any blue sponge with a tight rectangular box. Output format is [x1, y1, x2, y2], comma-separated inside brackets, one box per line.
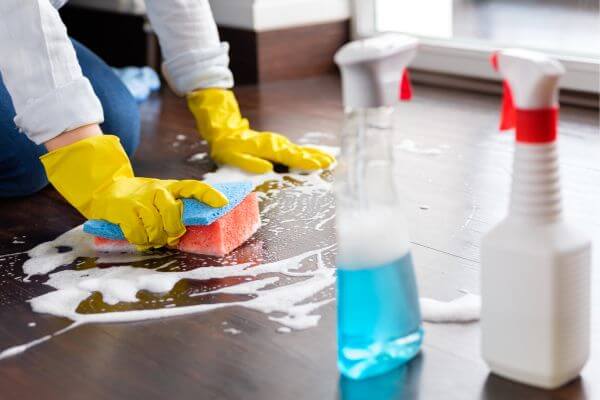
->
[83, 182, 254, 241]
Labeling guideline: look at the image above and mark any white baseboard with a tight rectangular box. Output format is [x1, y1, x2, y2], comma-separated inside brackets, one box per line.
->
[208, 0, 255, 30]
[69, 0, 351, 32]
[209, 0, 350, 31]
[68, 0, 146, 15]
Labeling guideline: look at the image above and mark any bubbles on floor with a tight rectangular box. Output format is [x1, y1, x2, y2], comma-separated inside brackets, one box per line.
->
[395, 139, 443, 156]
[420, 293, 481, 323]
[297, 132, 336, 145]
[0, 138, 482, 360]
[187, 152, 208, 162]
[0, 145, 340, 358]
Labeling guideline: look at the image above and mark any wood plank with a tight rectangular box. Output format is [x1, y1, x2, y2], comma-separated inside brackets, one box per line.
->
[0, 75, 598, 399]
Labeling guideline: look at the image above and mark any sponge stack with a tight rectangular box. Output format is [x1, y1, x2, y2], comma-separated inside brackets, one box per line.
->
[84, 182, 260, 257]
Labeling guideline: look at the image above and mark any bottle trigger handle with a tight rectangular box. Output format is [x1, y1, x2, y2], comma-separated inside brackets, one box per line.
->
[490, 52, 516, 131]
[399, 69, 412, 101]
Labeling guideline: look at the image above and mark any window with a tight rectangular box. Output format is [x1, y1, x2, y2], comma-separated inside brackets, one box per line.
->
[354, 0, 600, 92]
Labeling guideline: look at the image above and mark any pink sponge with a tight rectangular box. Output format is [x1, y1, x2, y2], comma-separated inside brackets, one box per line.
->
[93, 193, 260, 257]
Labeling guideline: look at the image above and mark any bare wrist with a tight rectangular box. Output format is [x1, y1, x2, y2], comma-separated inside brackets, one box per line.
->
[45, 124, 103, 152]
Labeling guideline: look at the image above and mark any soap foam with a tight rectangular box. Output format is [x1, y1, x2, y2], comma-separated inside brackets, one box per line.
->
[0, 322, 80, 361]
[336, 206, 411, 269]
[202, 141, 339, 195]
[23, 225, 169, 279]
[25, 230, 336, 326]
[2, 139, 480, 360]
[420, 293, 481, 323]
[395, 139, 443, 156]
[187, 152, 207, 162]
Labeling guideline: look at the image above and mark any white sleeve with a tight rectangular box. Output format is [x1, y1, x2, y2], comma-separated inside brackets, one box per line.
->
[144, 0, 234, 96]
[0, 0, 103, 145]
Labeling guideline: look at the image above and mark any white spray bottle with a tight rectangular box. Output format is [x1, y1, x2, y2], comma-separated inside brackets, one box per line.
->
[481, 49, 591, 389]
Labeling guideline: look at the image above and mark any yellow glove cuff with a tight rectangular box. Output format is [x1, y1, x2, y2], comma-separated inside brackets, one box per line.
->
[40, 135, 133, 218]
[187, 88, 250, 143]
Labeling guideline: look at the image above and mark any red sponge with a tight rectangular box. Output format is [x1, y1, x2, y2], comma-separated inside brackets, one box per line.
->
[93, 193, 260, 257]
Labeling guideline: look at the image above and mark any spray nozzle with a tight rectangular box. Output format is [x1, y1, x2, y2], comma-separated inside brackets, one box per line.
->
[490, 51, 516, 131]
[491, 49, 564, 143]
[335, 33, 418, 109]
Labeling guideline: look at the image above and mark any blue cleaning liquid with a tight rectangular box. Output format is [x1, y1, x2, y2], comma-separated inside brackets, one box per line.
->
[337, 252, 423, 380]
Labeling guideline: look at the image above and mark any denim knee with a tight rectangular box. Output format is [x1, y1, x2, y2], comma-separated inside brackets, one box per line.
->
[71, 39, 141, 157]
[101, 96, 141, 157]
[0, 145, 48, 198]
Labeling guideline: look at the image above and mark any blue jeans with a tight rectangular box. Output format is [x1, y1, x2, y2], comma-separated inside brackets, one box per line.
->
[0, 39, 141, 198]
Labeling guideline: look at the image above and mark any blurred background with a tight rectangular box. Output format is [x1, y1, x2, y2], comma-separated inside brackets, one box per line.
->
[61, 0, 599, 104]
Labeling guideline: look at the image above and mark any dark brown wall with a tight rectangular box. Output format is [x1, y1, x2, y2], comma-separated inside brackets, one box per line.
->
[60, 6, 149, 67]
[257, 21, 349, 82]
[60, 5, 349, 85]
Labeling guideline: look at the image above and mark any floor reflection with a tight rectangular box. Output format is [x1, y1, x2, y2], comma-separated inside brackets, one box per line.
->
[481, 372, 585, 400]
[338, 355, 424, 400]
[56, 172, 336, 317]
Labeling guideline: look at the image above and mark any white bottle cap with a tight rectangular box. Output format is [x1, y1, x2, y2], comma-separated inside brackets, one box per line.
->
[494, 49, 565, 109]
[334, 33, 418, 109]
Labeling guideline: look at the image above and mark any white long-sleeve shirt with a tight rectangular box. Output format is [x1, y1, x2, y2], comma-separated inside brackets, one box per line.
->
[0, 0, 233, 145]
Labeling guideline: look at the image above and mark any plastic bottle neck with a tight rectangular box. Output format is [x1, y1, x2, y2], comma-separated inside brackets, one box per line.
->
[508, 110, 562, 224]
[337, 107, 399, 210]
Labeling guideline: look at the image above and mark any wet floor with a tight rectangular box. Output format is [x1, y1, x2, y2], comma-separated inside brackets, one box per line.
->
[2, 169, 337, 321]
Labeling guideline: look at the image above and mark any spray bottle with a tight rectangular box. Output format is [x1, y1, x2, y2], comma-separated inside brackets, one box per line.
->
[333, 34, 422, 380]
[481, 49, 591, 389]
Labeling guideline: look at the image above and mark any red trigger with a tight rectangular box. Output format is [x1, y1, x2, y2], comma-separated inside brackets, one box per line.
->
[399, 69, 412, 101]
[490, 52, 516, 130]
[499, 80, 516, 130]
[490, 52, 499, 71]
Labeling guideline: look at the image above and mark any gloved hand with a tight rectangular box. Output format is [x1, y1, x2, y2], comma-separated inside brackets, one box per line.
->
[40, 135, 228, 250]
[187, 88, 335, 174]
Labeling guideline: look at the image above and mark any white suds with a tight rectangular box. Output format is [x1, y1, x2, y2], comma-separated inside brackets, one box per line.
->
[175, 134, 187, 141]
[4, 138, 479, 362]
[203, 165, 335, 197]
[297, 131, 336, 144]
[187, 152, 207, 162]
[2, 140, 340, 358]
[23, 226, 96, 277]
[395, 139, 442, 156]
[202, 143, 338, 192]
[27, 322, 36, 327]
[0, 335, 52, 360]
[0, 323, 80, 360]
[12, 240, 25, 244]
[23, 226, 166, 279]
[420, 293, 481, 323]
[26, 241, 336, 327]
[304, 144, 341, 158]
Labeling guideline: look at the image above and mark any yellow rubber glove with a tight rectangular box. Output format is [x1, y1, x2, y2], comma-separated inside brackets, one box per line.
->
[187, 88, 335, 174]
[40, 135, 228, 250]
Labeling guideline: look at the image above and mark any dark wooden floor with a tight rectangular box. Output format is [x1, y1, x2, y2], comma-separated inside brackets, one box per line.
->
[0, 75, 599, 400]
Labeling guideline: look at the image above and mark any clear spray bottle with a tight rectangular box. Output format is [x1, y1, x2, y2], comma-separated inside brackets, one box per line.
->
[333, 34, 423, 380]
